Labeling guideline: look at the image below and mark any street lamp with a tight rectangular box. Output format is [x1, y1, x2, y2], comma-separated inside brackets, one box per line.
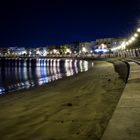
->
[128, 39, 133, 44]
[131, 36, 136, 41]
[134, 33, 138, 37]
[137, 28, 140, 32]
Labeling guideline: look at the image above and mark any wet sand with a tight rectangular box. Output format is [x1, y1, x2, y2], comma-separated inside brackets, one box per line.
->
[0, 60, 127, 140]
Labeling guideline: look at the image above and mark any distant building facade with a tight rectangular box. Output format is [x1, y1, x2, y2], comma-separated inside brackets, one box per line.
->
[8, 47, 26, 56]
[96, 38, 126, 49]
[79, 41, 95, 53]
[61, 41, 96, 54]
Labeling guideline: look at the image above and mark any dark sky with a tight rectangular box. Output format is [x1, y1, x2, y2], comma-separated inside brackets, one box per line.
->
[0, 0, 140, 47]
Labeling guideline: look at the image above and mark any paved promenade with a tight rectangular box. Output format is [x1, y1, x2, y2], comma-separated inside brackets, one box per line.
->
[102, 62, 140, 140]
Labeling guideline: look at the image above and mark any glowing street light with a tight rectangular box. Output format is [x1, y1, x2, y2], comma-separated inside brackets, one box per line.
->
[111, 24, 140, 52]
[134, 33, 138, 37]
[128, 39, 133, 44]
[126, 42, 129, 46]
[131, 36, 136, 41]
[137, 28, 140, 32]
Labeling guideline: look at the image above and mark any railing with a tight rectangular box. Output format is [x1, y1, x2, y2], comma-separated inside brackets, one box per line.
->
[113, 47, 140, 58]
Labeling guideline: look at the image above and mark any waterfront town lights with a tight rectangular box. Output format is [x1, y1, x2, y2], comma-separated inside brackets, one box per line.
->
[82, 47, 86, 53]
[66, 48, 71, 54]
[36, 50, 40, 55]
[53, 49, 57, 54]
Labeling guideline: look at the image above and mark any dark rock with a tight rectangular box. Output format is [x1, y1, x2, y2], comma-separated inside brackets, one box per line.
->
[88, 135, 91, 137]
[76, 132, 80, 135]
[67, 103, 72, 106]
[108, 79, 111, 81]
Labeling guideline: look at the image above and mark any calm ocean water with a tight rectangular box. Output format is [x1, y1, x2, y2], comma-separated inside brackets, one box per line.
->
[0, 58, 94, 94]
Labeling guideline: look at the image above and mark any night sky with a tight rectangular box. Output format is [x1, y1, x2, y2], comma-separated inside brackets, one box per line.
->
[0, 0, 140, 48]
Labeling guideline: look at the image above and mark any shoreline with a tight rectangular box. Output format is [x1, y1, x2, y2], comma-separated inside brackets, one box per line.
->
[0, 60, 128, 140]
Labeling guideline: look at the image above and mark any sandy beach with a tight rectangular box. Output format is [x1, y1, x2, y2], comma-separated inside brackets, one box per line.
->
[0, 60, 128, 140]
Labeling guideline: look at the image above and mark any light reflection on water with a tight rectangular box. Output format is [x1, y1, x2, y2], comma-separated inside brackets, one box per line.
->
[0, 58, 94, 94]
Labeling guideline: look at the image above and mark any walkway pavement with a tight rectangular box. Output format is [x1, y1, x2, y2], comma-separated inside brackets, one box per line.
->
[101, 62, 140, 140]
